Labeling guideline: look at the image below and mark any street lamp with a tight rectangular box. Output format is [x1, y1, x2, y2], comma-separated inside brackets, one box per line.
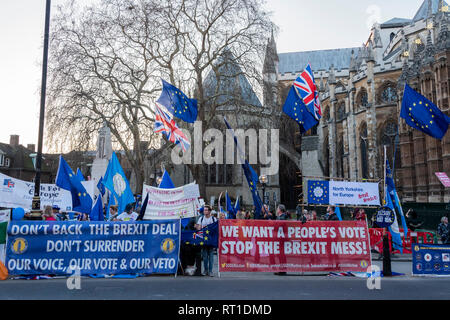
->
[259, 174, 267, 205]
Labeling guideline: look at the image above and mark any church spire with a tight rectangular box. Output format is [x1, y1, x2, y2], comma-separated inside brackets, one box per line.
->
[263, 29, 279, 75]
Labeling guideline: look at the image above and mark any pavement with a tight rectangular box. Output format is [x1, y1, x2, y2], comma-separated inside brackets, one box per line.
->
[1, 260, 449, 300]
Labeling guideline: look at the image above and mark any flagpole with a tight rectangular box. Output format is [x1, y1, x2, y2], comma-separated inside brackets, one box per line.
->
[30, 0, 51, 220]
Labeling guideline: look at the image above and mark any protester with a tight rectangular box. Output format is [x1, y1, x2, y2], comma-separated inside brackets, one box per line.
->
[276, 204, 289, 220]
[371, 213, 380, 228]
[324, 206, 339, 221]
[42, 205, 57, 221]
[437, 216, 450, 244]
[245, 211, 253, 219]
[219, 211, 227, 220]
[310, 210, 318, 221]
[352, 208, 366, 221]
[109, 205, 119, 221]
[115, 203, 138, 222]
[196, 205, 217, 277]
[236, 210, 245, 220]
[263, 205, 275, 220]
[406, 209, 423, 231]
[52, 205, 65, 221]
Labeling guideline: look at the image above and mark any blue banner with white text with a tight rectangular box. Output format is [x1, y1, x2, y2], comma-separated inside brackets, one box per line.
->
[412, 243, 450, 276]
[5, 220, 180, 276]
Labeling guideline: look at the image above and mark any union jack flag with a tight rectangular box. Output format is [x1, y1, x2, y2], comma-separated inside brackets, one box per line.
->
[154, 102, 190, 152]
[293, 64, 322, 120]
[193, 231, 204, 240]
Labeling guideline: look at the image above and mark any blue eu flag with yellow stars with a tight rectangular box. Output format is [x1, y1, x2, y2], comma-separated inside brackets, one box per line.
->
[307, 180, 330, 204]
[401, 84, 450, 140]
[157, 79, 198, 123]
[181, 221, 218, 247]
[56, 156, 93, 214]
[283, 86, 318, 133]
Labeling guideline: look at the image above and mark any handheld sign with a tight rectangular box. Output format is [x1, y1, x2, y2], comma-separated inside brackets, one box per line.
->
[375, 206, 395, 228]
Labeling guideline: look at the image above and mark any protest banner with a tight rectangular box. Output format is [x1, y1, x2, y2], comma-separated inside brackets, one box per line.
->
[142, 183, 200, 220]
[0, 172, 95, 211]
[412, 243, 450, 276]
[307, 180, 380, 206]
[219, 220, 371, 273]
[5, 220, 180, 276]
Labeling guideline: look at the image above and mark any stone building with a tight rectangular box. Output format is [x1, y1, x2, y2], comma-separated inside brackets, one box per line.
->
[263, 0, 450, 210]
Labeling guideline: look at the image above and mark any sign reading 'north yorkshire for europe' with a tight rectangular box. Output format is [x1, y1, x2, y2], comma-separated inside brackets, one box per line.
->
[307, 180, 380, 206]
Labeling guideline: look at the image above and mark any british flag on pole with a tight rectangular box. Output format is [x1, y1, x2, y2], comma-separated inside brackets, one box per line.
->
[154, 103, 190, 152]
[293, 64, 322, 120]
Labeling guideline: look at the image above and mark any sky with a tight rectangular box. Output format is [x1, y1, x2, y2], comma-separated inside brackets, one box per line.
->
[0, 0, 425, 151]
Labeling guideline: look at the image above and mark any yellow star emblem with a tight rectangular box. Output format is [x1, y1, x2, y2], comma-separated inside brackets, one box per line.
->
[419, 101, 422, 104]
[78, 193, 81, 197]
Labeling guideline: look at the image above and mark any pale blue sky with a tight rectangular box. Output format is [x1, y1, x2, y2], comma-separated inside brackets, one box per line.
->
[0, 0, 425, 150]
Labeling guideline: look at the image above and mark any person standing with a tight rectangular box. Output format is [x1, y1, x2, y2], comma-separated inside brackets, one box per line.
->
[42, 206, 57, 221]
[276, 204, 289, 220]
[437, 217, 450, 244]
[324, 206, 339, 221]
[196, 205, 217, 277]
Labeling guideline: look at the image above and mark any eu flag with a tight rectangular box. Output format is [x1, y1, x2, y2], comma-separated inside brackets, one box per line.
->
[76, 168, 85, 181]
[103, 152, 135, 215]
[181, 221, 218, 247]
[401, 84, 450, 139]
[158, 170, 175, 189]
[56, 156, 93, 214]
[157, 79, 198, 123]
[283, 86, 318, 134]
[97, 176, 106, 196]
[225, 191, 236, 219]
[224, 118, 265, 219]
[89, 196, 104, 221]
[386, 159, 408, 238]
[307, 180, 329, 204]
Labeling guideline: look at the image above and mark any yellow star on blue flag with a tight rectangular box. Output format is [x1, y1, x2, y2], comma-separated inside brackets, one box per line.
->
[401, 84, 450, 139]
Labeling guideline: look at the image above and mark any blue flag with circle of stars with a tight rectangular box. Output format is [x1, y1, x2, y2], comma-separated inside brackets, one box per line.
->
[55, 156, 93, 214]
[307, 180, 330, 204]
[283, 86, 318, 134]
[157, 79, 198, 123]
[401, 84, 450, 140]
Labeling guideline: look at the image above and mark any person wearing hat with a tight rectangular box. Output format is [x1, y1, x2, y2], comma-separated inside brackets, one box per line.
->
[115, 203, 138, 222]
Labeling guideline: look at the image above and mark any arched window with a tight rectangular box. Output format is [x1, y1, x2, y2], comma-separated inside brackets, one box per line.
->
[337, 103, 346, 121]
[337, 139, 345, 178]
[381, 86, 397, 104]
[356, 88, 368, 111]
[380, 121, 401, 171]
[360, 123, 369, 179]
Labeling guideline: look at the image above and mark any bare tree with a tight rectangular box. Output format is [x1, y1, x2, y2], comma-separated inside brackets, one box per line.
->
[46, 0, 275, 196]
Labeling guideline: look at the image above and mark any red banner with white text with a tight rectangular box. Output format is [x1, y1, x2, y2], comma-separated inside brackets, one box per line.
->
[219, 220, 371, 273]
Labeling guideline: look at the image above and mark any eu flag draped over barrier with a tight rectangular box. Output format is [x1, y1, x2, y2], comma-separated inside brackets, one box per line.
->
[224, 118, 264, 219]
[182, 221, 219, 247]
[401, 84, 450, 139]
[55, 156, 92, 214]
[386, 159, 408, 238]
[157, 79, 198, 123]
[282, 86, 318, 134]
[103, 152, 135, 215]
